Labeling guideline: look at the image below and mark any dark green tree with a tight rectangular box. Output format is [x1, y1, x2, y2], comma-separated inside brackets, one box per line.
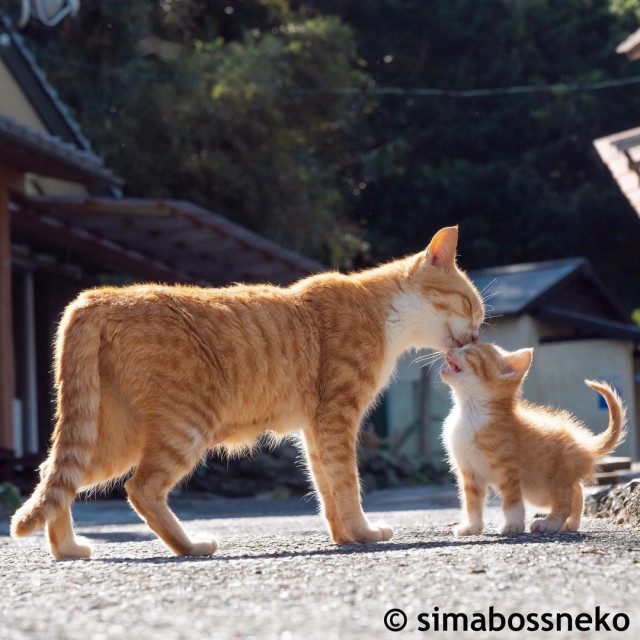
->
[11, 0, 640, 306]
[303, 0, 640, 307]
[20, 0, 372, 266]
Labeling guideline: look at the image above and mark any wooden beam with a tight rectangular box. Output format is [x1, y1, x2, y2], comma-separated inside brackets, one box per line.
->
[0, 166, 22, 452]
[11, 204, 212, 287]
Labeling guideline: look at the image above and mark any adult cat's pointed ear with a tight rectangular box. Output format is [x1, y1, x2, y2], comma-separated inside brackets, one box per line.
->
[425, 226, 458, 269]
[501, 348, 533, 377]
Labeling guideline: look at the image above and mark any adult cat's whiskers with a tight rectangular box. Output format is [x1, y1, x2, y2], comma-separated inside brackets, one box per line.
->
[411, 350, 444, 366]
[414, 351, 446, 375]
[481, 314, 501, 332]
[479, 279, 498, 303]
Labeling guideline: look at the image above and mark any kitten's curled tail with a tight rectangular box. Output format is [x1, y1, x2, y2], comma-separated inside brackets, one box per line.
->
[585, 380, 627, 459]
[11, 302, 101, 538]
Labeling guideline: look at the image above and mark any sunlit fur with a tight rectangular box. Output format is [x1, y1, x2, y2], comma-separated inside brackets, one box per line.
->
[11, 226, 484, 559]
[441, 343, 627, 536]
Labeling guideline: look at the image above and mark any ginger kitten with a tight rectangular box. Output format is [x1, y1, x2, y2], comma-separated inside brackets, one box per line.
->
[12, 226, 485, 559]
[441, 343, 626, 536]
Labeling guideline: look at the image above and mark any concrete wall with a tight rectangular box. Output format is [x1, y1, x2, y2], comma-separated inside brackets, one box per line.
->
[0, 61, 88, 198]
[384, 351, 425, 457]
[0, 60, 48, 132]
[25, 175, 87, 197]
[531, 339, 637, 458]
[384, 316, 638, 460]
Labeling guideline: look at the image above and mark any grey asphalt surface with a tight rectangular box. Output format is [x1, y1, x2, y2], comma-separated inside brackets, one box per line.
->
[1, 485, 639, 640]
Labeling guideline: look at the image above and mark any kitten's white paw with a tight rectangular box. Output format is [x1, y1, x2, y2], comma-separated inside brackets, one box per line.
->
[185, 540, 218, 557]
[455, 523, 483, 536]
[500, 522, 525, 535]
[530, 519, 562, 534]
[560, 519, 580, 532]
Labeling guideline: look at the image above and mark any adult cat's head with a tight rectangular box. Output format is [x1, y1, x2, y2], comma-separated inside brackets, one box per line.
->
[397, 226, 485, 351]
[441, 343, 533, 401]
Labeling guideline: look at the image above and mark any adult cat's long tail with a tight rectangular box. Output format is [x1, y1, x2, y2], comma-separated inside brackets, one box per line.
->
[585, 380, 627, 459]
[11, 304, 100, 538]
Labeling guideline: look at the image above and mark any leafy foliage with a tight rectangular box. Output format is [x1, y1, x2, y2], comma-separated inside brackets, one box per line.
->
[13, 0, 640, 305]
[22, 1, 372, 266]
[0, 481, 21, 518]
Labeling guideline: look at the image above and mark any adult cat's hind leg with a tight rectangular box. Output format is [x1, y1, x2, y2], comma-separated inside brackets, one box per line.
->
[304, 420, 393, 545]
[560, 482, 584, 532]
[125, 439, 216, 556]
[47, 456, 139, 559]
[47, 506, 91, 560]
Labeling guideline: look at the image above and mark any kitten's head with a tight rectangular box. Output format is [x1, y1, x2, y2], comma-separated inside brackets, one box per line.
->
[440, 343, 533, 401]
[402, 226, 485, 350]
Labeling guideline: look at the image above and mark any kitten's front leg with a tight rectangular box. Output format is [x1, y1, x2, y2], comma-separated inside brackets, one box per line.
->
[455, 469, 486, 536]
[304, 420, 393, 544]
[498, 472, 525, 535]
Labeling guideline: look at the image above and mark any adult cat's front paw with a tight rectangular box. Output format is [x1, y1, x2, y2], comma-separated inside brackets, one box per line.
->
[183, 540, 218, 557]
[455, 522, 483, 536]
[334, 524, 394, 544]
[500, 522, 525, 535]
[530, 518, 562, 534]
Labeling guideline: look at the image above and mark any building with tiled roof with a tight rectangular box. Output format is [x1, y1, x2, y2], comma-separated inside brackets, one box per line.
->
[0, 14, 323, 487]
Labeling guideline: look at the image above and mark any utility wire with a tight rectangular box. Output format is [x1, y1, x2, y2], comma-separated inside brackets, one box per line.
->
[285, 74, 640, 97]
[28, 47, 640, 98]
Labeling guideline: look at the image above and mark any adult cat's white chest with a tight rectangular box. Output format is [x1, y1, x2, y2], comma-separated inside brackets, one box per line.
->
[442, 399, 494, 481]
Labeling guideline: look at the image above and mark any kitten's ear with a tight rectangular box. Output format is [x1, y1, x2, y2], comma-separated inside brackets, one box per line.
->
[501, 348, 533, 377]
[424, 226, 458, 269]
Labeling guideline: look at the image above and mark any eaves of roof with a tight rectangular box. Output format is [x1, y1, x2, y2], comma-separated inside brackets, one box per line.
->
[469, 257, 628, 322]
[537, 306, 640, 342]
[0, 115, 123, 186]
[616, 28, 640, 61]
[0, 14, 92, 150]
[12, 195, 325, 286]
[594, 126, 640, 219]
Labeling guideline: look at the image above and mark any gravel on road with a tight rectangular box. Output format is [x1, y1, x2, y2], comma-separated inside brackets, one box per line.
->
[1, 486, 639, 640]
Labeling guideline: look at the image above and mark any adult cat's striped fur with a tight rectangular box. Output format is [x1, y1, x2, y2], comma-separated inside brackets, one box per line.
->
[12, 226, 484, 559]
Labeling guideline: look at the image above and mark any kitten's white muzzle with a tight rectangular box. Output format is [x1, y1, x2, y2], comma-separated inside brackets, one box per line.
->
[441, 352, 463, 377]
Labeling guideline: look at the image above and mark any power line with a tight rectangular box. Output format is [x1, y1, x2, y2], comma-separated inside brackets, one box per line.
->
[286, 74, 640, 98]
[28, 46, 640, 98]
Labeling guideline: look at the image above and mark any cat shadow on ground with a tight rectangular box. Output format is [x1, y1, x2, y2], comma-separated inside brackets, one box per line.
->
[89, 530, 587, 564]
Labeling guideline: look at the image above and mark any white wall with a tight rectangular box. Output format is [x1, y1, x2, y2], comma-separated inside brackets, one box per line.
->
[531, 340, 636, 458]
[384, 351, 425, 457]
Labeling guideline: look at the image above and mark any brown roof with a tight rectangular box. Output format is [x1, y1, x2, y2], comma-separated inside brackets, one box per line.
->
[0, 15, 94, 151]
[617, 28, 640, 60]
[0, 115, 123, 187]
[593, 126, 640, 218]
[12, 195, 325, 286]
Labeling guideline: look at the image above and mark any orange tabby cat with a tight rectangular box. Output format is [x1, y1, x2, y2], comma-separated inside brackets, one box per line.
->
[441, 343, 626, 536]
[11, 226, 484, 559]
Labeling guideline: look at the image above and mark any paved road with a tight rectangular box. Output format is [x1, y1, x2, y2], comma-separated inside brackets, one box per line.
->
[1, 486, 639, 640]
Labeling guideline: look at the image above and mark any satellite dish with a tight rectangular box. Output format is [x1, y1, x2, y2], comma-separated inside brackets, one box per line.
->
[18, 0, 80, 28]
